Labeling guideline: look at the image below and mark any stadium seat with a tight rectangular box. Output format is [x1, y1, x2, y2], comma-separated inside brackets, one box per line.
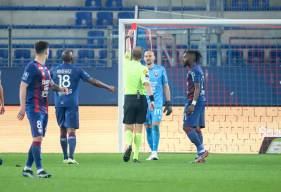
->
[269, 50, 281, 64]
[252, 0, 269, 9]
[96, 12, 113, 26]
[78, 49, 95, 65]
[87, 30, 105, 46]
[247, 49, 265, 64]
[56, 49, 64, 63]
[117, 12, 134, 19]
[85, 0, 102, 7]
[75, 12, 93, 27]
[112, 30, 118, 48]
[207, 50, 217, 66]
[0, 49, 8, 66]
[105, 0, 122, 8]
[226, 50, 244, 65]
[14, 49, 31, 66]
[230, 0, 249, 10]
[97, 50, 116, 66]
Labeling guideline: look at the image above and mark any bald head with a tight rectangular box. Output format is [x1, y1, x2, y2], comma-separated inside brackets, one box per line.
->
[132, 47, 142, 61]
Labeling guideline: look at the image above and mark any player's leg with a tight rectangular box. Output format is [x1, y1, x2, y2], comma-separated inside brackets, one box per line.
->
[132, 98, 148, 162]
[65, 107, 79, 164]
[183, 103, 204, 161]
[145, 109, 153, 154]
[150, 108, 163, 160]
[132, 124, 143, 162]
[55, 107, 68, 162]
[195, 102, 208, 162]
[122, 96, 137, 162]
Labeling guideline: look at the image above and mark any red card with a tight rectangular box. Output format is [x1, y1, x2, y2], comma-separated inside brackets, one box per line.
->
[131, 23, 137, 30]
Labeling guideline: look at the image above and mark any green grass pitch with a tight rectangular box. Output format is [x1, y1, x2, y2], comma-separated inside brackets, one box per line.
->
[0, 153, 280, 192]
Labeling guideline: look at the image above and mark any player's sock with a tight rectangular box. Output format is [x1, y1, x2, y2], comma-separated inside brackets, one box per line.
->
[125, 129, 133, 146]
[60, 137, 68, 160]
[31, 141, 42, 170]
[68, 132, 76, 159]
[133, 133, 142, 160]
[25, 145, 34, 168]
[185, 128, 204, 155]
[146, 127, 153, 151]
[152, 125, 160, 152]
[196, 129, 203, 144]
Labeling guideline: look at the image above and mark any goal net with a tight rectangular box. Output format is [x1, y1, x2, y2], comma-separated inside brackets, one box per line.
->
[118, 19, 281, 153]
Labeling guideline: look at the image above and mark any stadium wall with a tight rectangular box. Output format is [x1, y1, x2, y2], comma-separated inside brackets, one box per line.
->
[0, 106, 280, 153]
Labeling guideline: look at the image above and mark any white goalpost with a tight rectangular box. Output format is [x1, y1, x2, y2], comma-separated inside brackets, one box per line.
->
[117, 19, 281, 152]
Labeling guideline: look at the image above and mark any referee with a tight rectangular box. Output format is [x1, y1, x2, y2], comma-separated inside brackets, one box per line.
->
[123, 30, 154, 163]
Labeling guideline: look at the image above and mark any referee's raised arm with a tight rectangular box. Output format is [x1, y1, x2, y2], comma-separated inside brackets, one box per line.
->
[122, 29, 154, 163]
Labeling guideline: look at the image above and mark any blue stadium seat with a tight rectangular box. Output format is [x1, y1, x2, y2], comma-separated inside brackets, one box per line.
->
[97, 50, 116, 66]
[105, 0, 122, 8]
[117, 12, 134, 19]
[75, 12, 92, 26]
[96, 12, 113, 26]
[269, 50, 281, 64]
[0, 49, 8, 66]
[87, 30, 105, 46]
[14, 49, 31, 66]
[247, 49, 264, 64]
[252, 0, 269, 9]
[85, 0, 102, 7]
[207, 50, 217, 66]
[230, 0, 249, 10]
[78, 49, 95, 65]
[56, 49, 64, 63]
[226, 50, 244, 65]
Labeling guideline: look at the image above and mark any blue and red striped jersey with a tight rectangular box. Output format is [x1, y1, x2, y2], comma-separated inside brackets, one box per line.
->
[21, 60, 51, 113]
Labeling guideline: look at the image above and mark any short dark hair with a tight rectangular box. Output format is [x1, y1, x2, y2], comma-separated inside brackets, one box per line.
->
[132, 47, 142, 60]
[62, 49, 73, 63]
[184, 50, 202, 63]
[35, 41, 49, 54]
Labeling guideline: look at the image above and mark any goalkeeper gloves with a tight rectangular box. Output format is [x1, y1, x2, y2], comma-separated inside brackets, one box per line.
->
[163, 101, 172, 116]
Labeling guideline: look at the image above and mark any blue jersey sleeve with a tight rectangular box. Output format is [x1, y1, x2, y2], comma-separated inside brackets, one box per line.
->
[161, 67, 168, 85]
[79, 68, 91, 82]
[21, 64, 36, 85]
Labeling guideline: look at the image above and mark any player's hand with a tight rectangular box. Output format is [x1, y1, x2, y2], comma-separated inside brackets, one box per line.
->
[127, 29, 134, 38]
[149, 101, 155, 111]
[163, 101, 172, 116]
[17, 107, 25, 120]
[187, 104, 195, 115]
[108, 86, 115, 93]
[0, 105, 5, 115]
[60, 87, 69, 95]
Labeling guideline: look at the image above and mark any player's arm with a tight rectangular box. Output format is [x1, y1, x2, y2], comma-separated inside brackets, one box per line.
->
[17, 82, 28, 120]
[187, 83, 200, 114]
[49, 80, 68, 94]
[142, 67, 154, 110]
[125, 29, 134, 54]
[86, 78, 115, 92]
[163, 84, 172, 116]
[0, 83, 5, 115]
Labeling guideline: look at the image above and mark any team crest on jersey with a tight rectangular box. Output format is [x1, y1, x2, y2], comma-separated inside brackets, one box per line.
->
[154, 71, 158, 77]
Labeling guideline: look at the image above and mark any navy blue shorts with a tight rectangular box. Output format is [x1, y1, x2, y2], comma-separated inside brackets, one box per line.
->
[183, 101, 205, 128]
[55, 106, 79, 129]
[26, 110, 48, 137]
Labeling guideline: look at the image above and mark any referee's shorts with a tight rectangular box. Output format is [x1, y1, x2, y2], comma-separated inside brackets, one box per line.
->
[123, 95, 148, 124]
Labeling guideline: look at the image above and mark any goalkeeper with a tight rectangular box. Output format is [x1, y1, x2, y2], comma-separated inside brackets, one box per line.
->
[143, 50, 172, 160]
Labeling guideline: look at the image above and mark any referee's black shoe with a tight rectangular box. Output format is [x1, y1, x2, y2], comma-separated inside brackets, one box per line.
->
[123, 145, 132, 162]
[0, 158, 3, 166]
